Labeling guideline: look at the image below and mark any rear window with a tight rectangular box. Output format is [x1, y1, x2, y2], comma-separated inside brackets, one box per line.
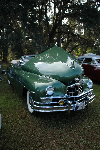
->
[96, 59, 100, 63]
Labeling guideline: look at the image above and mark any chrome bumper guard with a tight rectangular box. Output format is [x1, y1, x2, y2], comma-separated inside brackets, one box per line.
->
[32, 89, 95, 112]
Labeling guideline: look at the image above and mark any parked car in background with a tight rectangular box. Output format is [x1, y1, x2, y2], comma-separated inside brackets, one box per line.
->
[11, 59, 20, 64]
[11, 55, 36, 65]
[77, 53, 100, 81]
[7, 46, 95, 113]
[21, 55, 36, 64]
[77, 53, 96, 63]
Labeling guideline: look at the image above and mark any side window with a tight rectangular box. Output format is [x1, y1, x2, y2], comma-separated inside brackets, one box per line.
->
[83, 58, 92, 64]
[96, 59, 100, 63]
[77, 58, 84, 63]
[91, 60, 96, 64]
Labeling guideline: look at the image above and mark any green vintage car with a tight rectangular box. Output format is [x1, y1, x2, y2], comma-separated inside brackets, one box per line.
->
[7, 46, 95, 113]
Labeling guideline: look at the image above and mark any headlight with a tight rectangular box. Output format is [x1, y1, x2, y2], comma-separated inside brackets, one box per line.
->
[87, 80, 93, 89]
[45, 86, 54, 96]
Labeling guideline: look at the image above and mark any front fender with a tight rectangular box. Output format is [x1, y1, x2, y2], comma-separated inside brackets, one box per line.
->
[22, 72, 66, 102]
[80, 75, 93, 91]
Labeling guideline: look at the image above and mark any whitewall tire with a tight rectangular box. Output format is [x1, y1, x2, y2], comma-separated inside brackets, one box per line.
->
[27, 91, 34, 113]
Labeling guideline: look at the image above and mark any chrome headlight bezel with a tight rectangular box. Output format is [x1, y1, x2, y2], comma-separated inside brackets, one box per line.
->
[87, 80, 93, 89]
[45, 86, 54, 96]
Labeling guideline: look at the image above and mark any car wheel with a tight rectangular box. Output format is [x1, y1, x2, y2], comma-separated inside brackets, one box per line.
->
[8, 80, 11, 85]
[27, 91, 34, 113]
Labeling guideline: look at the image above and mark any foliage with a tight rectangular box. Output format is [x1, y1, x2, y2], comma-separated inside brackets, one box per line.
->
[0, 0, 100, 61]
[0, 0, 38, 60]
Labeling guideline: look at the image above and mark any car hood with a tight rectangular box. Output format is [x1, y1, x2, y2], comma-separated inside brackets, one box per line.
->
[22, 46, 82, 83]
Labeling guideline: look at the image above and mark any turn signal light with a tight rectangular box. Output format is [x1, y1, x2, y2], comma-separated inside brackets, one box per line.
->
[59, 100, 64, 106]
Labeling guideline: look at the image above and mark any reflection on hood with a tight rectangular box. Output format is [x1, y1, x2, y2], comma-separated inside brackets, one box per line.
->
[22, 46, 82, 83]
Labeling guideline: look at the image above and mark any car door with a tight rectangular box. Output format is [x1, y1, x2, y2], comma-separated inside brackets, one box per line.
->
[82, 58, 95, 79]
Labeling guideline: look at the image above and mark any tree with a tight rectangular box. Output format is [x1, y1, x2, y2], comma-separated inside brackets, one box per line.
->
[0, 0, 38, 61]
[0, 0, 100, 61]
[36, 0, 100, 52]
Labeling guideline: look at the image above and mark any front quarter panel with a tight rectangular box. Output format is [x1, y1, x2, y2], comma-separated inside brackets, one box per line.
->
[80, 76, 93, 91]
[22, 73, 66, 102]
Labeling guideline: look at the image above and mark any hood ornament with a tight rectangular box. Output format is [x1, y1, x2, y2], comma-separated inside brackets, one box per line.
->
[69, 61, 76, 70]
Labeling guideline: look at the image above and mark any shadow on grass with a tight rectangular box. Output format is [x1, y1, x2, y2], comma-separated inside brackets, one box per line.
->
[30, 105, 94, 129]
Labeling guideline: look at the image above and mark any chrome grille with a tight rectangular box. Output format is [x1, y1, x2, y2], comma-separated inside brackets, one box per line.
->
[67, 83, 83, 96]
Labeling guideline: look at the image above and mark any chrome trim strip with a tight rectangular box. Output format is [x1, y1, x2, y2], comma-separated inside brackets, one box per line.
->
[33, 105, 71, 112]
[32, 97, 95, 113]
[67, 83, 82, 88]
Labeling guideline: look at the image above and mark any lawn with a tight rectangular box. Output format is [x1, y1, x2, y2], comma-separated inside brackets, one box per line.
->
[0, 62, 100, 150]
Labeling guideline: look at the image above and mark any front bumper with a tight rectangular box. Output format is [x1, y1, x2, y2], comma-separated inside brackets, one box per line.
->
[31, 89, 95, 112]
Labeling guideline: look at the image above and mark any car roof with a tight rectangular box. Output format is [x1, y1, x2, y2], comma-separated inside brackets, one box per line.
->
[92, 56, 100, 59]
[77, 54, 100, 59]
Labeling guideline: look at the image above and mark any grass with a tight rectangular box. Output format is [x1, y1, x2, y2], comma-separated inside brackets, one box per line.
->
[0, 62, 100, 150]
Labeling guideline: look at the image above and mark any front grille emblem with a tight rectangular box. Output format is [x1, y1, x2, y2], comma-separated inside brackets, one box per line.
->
[69, 61, 76, 70]
[67, 83, 83, 96]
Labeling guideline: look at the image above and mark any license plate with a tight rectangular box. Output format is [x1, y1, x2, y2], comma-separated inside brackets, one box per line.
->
[74, 101, 85, 111]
